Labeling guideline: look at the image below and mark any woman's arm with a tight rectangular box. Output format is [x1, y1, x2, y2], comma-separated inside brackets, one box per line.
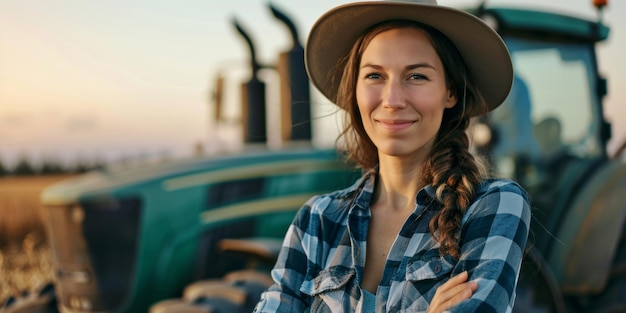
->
[449, 180, 531, 313]
[253, 198, 317, 313]
[427, 271, 478, 313]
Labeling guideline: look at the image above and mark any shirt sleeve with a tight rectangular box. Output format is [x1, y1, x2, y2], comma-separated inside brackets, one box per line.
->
[449, 180, 531, 313]
[253, 196, 318, 313]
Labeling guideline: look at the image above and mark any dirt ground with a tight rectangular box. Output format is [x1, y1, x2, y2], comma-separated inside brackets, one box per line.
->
[0, 175, 73, 302]
[0, 239, 54, 301]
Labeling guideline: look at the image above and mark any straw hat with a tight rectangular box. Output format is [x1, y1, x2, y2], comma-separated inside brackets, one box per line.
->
[305, 0, 513, 114]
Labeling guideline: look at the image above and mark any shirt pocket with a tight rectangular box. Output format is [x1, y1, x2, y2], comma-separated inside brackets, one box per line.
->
[399, 252, 456, 312]
[405, 250, 455, 281]
[300, 266, 355, 313]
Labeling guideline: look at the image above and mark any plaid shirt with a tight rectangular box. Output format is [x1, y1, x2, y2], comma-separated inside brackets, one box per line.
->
[254, 172, 530, 313]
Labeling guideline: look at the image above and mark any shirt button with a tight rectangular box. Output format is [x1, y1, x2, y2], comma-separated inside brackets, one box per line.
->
[433, 262, 441, 274]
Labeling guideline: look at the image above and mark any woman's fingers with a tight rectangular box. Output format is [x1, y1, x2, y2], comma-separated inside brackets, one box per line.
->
[427, 271, 478, 313]
[439, 270, 469, 291]
[441, 278, 477, 305]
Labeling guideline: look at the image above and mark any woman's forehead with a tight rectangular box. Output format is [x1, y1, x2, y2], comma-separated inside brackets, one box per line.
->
[359, 27, 442, 68]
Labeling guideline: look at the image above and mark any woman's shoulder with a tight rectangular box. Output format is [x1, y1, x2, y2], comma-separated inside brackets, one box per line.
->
[301, 173, 367, 218]
[463, 178, 531, 224]
[475, 178, 529, 200]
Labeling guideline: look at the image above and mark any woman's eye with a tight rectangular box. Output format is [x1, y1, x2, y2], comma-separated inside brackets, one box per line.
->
[408, 73, 427, 80]
[364, 72, 382, 80]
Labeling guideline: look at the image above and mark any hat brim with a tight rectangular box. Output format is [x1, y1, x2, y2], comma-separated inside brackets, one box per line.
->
[305, 1, 513, 114]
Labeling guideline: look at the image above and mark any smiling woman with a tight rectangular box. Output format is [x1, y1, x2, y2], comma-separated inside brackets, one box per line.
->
[355, 25, 457, 165]
[253, 1, 530, 313]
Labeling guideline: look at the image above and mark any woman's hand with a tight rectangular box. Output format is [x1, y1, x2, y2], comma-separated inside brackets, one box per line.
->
[426, 271, 478, 313]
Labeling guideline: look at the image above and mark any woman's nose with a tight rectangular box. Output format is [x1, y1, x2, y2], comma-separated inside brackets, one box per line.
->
[382, 80, 406, 109]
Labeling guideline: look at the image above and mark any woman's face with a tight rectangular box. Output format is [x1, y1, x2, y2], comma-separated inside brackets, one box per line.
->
[356, 27, 456, 162]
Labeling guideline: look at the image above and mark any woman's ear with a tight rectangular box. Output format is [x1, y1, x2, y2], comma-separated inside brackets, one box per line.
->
[445, 90, 457, 109]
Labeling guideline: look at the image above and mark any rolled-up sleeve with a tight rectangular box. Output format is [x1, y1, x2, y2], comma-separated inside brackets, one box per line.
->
[450, 180, 531, 313]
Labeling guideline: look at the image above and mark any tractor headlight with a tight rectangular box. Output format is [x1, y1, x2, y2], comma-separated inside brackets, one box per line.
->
[472, 122, 493, 148]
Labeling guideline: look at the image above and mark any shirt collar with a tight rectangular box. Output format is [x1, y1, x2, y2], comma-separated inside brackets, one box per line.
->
[351, 170, 375, 214]
[349, 169, 441, 214]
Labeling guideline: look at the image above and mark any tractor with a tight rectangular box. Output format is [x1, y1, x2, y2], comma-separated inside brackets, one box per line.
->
[467, 2, 626, 312]
[2, 1, 625, 313]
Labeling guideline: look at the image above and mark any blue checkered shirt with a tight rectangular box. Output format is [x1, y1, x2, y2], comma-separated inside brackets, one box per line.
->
[254, 172, 530, 313]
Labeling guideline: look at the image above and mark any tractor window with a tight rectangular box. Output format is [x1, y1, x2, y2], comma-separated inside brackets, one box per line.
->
[206, 177, 265, 208]
[488, 37, 603, 178]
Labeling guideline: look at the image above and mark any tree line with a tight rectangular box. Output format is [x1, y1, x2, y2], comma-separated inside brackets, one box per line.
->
[0, 157, 104, 176]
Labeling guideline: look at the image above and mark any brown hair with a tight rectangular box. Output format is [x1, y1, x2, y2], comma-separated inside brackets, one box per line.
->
[335, 20, 488, 258]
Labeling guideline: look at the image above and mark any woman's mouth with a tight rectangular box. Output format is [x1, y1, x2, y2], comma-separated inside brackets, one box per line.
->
[376, 119, 416, 131]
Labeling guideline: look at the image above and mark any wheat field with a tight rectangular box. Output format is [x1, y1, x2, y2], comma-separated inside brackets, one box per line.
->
[0, 175, 73, 302]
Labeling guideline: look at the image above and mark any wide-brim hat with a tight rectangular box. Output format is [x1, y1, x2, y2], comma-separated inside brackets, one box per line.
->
[305, 0, 513, 114]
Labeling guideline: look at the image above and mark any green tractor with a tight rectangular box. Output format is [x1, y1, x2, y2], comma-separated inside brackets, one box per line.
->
[39, 148, 361, 313]
[2, 2, 625, 313]
[466, 2, 626, 312]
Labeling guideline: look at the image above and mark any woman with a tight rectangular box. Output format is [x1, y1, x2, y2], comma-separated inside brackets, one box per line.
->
[254, 1, 530, 312]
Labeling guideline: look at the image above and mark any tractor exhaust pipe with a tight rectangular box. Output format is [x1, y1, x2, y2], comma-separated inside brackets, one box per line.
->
[233, 18, 267, 144]
[269, 2, 312, 143]
[218, 4, 312, 147]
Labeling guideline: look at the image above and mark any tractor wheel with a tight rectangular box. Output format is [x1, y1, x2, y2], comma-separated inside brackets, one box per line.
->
[513, 246, 566, 313]
[149, 299, 211, 313]
[580, 228, 626, 313]
[148, 269, 273, 313]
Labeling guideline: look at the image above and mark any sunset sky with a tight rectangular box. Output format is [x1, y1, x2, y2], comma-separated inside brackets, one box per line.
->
[1, 0, 624, 167]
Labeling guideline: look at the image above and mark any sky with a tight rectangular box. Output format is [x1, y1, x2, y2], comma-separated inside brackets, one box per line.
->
[0, 0, 624, 167]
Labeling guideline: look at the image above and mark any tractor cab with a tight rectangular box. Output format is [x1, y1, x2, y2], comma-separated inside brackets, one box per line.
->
[472, 6, 610, 182]
[470, 5, 611, 254]
[469, 5, 626, 313]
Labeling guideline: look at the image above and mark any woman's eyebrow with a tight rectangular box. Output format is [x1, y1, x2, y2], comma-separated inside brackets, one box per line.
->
[406, 63, 436, 71]
[359, 62, 436, 71]
[359, 63, 382, 70]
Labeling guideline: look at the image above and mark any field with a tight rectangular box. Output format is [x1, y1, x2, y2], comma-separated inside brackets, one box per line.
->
[0, 175, 73, 302]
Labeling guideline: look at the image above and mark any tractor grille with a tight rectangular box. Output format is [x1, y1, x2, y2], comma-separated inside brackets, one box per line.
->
[47, 196, 142, 311]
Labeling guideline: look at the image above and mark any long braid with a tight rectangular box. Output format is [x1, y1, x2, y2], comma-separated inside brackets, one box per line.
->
[416, 21, 488, 258]
[423, 110, 485, 258]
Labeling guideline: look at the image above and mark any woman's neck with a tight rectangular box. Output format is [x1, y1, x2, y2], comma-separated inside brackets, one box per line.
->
[375, 155, 425, 212]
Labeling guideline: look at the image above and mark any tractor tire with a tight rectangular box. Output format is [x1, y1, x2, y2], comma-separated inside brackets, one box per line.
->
[513, 247, 566, 313]
[149, 299, 212, 313]
[579, 228, 626, 313]
[148, 269, 273, 313]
